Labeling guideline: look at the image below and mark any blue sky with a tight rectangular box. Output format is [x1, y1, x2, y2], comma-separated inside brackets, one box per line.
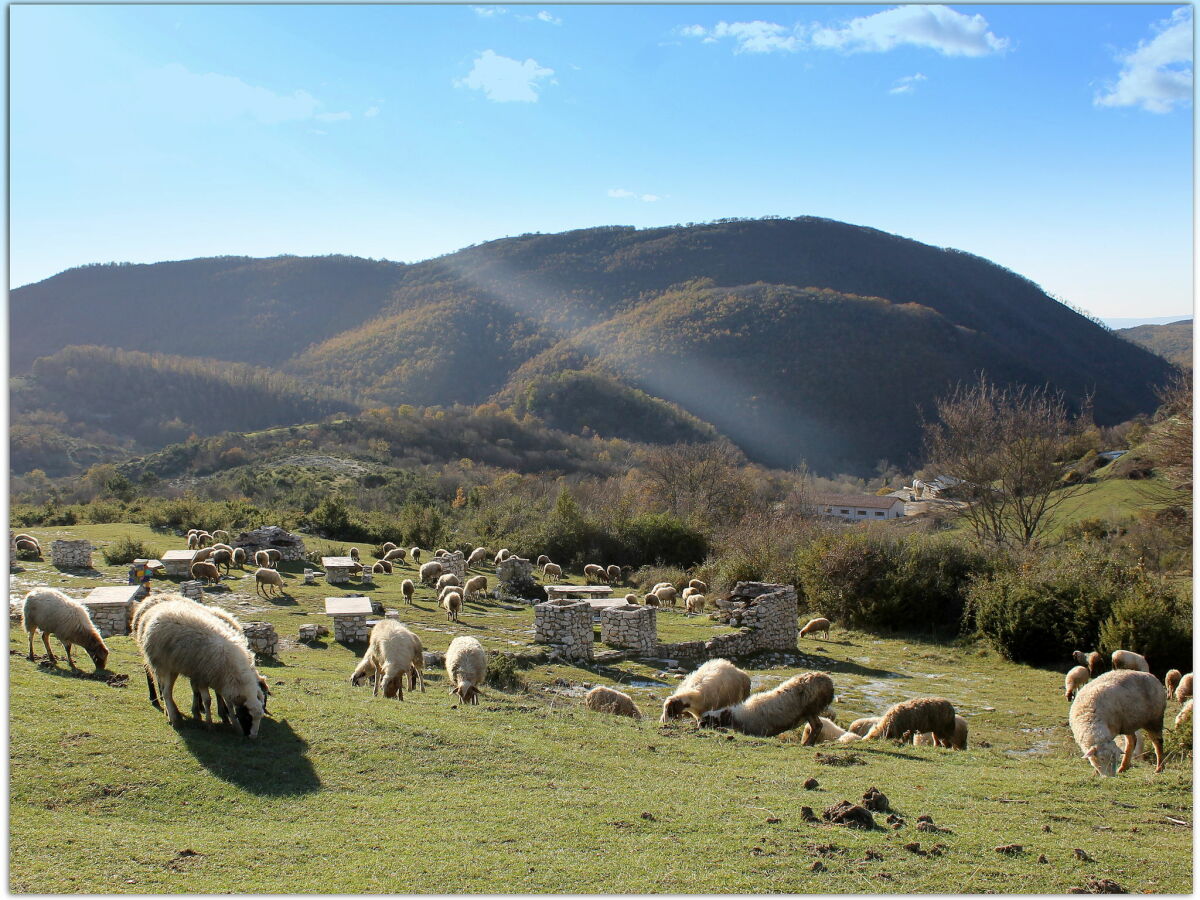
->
[9, 3, 1194, 318]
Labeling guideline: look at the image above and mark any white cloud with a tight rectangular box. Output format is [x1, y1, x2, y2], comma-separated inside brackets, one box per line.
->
[456, 50, 555, 103]
[364, 106, 380, 118]
[679, 20, 800, 54]
[1096, 7, 1192, 113]
[537, 10, 562, 26]
[607, 188, 661, 202]
[139, 63, 350, 124]
[472, 6, 507, 17]
[810, 6, 1009, 57]
[889, 73, 928, 95]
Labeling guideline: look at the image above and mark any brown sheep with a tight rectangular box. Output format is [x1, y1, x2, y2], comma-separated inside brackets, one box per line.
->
[866, 698, 957, 747]
[584, 686, 642, 719]
[799, 617, 831, 639]
[190, 561, 222, 585]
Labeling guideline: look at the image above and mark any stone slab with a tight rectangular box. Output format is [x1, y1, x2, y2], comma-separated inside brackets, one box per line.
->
[162, 550, 199, 562]
[322, 557, 356, 567]
[81, 585, 142, 606]
[324, 596, 373, 616]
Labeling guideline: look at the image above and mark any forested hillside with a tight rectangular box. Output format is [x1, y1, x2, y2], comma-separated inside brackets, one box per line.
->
[1118, 320, 1192, 368]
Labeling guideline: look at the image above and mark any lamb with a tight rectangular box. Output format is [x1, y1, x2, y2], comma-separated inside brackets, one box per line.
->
[409, 547, 421, 564]
[1164, 669, 1182, 699]
[660, 659, 752, 724]
[445, 636, 487, 705]
[1175, 698, 1192, 728]
[436, 573, 461, 593]
[799, 617, 831, 640]
[1087, 651, 1105, 678]
[1175, 672, 1193, 703]
[1070, 669, 1166, 776]
[583, 685, 642, 719]
[383, 548, 407, 564]
[401, 579, 415, 605]
[21, 588, 109, 671]
[190, 561, 222, 585]
[349, 547, 360, 562]
[688, 579, 708, 593]
[911, 715, 969, 750]
[255, 567, 285, 599]
[1065, 665, 1091, 701]
[1112, 649, 1150, 673]
[583, 564, 608, 584]
[467, 547, 490, 567]
[463, 575, 488, 599]
[606, 565, 622, 584]
[536, 554, 550, 568]
[653, 585, 677, 607]
[846, 716, 881, 737]
[494, 549, 510, 565]
[254, 550, 272, 569]
[350, 620, 424, 700]
[685, 594, 707, 616]
[419, 561, 444, 585]
[700, 672, 835, 738]
[136, 597, 265, 736]
[231, 547, 247, 568]
[800, 716, 862, 745]
[542, 562, 562, 580]
[866, 698, 957, 747]
[442, 590, 463, 622]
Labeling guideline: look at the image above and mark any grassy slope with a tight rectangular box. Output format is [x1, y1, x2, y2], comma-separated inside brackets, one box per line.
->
[8, 524, 1193, 894]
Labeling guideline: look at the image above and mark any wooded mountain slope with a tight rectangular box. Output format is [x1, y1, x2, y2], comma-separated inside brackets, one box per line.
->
[1117, 320, 1192, 368]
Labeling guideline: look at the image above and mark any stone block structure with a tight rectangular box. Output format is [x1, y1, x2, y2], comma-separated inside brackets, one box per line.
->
[437, 551, 467, 581]
[658, 582, 798, 663]
[322, 557, 356, 585]
[600, 603, 657, 655]
[80, 585, 140, 637]
[299, 623, 330, 642]
[242, 622, 279, 658]
[179, 580, 204, 600]
[533, 597, 594, 661]
[51, 540, 92, 569]
[234, 526, 306, 562]
[497, 555, 537, 597]
[324, 596, 373, 643]
[161, 550, 199, 578]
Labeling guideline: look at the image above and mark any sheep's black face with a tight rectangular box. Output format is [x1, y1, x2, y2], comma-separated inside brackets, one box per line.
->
[234, 703, 258, 738]
[662, 697, 687, 721]
[87, 640, 109, 671]
[699, 709, 731, 730]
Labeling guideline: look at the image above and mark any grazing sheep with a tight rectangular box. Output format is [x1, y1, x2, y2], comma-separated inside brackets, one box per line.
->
[382, 548, 407, 564]
[254, 550, 272, 569]
[651, 582, 672, 592]
[192, 547, 215, 564]
[445, 636, 487, 705]
[912, 715, 969, 750]
[349, 562, 364, 576]
[536, 554, 550, 568]
[653, 585, 677, 608]
[436, 573, 461, 593]
[378, 559, 395, 574]
[14, 538, 42, 558]
[350, 620, 424, 700]
[661, 659, 752, 724]
[688, 579, 708, 593]
[494, 549, 510, 565]
[1176, 672, 1193, 703]
[685, 594, 707, 616]
[349, 547, 360, 562]
[255, 567, 285, 599]
[1164, 669, 1182, 699]
[467, 547, 490, 567]
[21, 588, 109, 671]
[542, 562, 562, 580]
[136, 597, 264, 736]
[799, 617, 831, 640]
[623, 593, 639, 604]
[401, 579, 415, 605]
[419, 561, 444, 585]
[379, 541, 398, 555]
[409, 547, 421, 564]
[800, 716, 862, 745]
[681, 586, 701, 600]
[463, 575, 488, 599]
[583, 564, 608, 584]
[190, 561, 222, 585]
[372, 562, 387, 574]
[1066, 665, 1091, 701]
[1112, 649, 1150, 673]
[179, 605, 271, 726]
[1175, 698, 1192, 728]
[643, 593, 660, 608]
[606, 565, 622, 584]
[231, 547, 247, 568]
[584, 686, 642, 719]
[209, 543, 234, 555]
[846, 716, 881, 737]
[1070, 669, 1166, 776]
[866, 698, 957, 747]
[442, 590, 463, 622]
[209, 548, 233, 574]
[264, 549, 282, 567]
[701, 672, 835, 738]
[211, 530, 231, 543]
[1073, 650, 1090, 669]
[187, 533, 200, 550]
[196, 532, 213, 548]
[1086, 651, 1105, 677]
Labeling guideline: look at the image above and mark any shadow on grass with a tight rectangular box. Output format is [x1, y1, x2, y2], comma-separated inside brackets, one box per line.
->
[797, 652, 901, 679]
[179, 716, 322, 796]
[52, 565, 104, 577]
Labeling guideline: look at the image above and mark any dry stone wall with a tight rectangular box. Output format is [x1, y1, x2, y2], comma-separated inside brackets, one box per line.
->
[85, 602, 130, 637]
[234, 526, 306, 562]
[51, 540, 92, 569]
[332, 614, 370, 643]
[657, 582, 798, 662]
[534, 597, 594, 661]
[600, 604, 657, 655]
[242, 622, 279, 658]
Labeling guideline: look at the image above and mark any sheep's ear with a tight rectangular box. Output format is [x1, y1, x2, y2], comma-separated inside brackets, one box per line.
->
[1082, 747, 1098, 759]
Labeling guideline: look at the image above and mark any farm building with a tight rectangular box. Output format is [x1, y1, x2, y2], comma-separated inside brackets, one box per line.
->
[813, 493, 906, 521]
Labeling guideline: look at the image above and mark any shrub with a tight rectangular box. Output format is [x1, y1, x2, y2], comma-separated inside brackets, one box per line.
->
[615, 514, 708, 569]
[102, 534, 159, 566]
[1098, 581, 1192, 676]
[485, 653, 525, 691]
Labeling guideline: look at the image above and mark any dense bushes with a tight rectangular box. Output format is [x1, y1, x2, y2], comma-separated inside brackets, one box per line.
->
[101, 535, 160, 566]
[1099, 585, 1192, 676]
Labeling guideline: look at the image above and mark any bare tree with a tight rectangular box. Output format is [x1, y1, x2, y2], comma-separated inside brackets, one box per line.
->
[923, 375, 1091, 547]
[1143, 370, 1192, 511]
[637, 441, 752, 526]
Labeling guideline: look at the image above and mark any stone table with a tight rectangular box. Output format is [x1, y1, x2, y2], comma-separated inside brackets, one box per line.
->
[324, 596, 374, 642]
[81, 585, 142, 636]
[161, 549, 200, 578]
[322, 557, 356, 585]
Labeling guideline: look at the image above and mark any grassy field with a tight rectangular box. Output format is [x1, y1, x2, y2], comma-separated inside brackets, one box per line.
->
[8, 524, 1194, 893]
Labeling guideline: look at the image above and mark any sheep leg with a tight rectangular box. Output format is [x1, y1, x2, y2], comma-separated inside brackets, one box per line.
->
[1117, 733, 1137, 773]
[26, 629, 35, 661]
[145, 667, 162, 709]
[41, 632, 57, 665]
[1147, 729, 1165, 773]
[63, 641, 79, 671]
[157, 670, 183, 727]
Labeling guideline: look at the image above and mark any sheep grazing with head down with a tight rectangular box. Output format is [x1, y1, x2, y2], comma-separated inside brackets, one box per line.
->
[255, 567, 285, 599]
[436, 573, 461, 593]
[688, 578, 708, 593]
[661, 659, 753, 724]
[606, 565, 622, 584]
[494, 549, 510, 566]
[799, 617, 831, 640]
[542, 562, 562, 581]
[401, 579, 415, 605]
[463, 575, 488, 600]
[21, 588, 109, 671]
[866, 698, 957, 747]
[653, 585, 678, 608]
[700, 672, 835, 738]
[1066, 665, 1091, 701]
[1070, 669, 1166, 776]
[379, 541, 398, 555]
[409, 547, 422, 565]
[1112, 649, 1150, 673]
[1164, 669, 1182, 700]
[1175, 672, 1193, 703]
[1175, 698, 1192, 728]
[231, 547, 247, 569]
[383, 548, 407, 564]
[1086, 651, 1105, 678]
[468, 547, 491, 568]
[442, 590, 463, 622]
[374, 559, 393, 575]
[445, 636, 487, 705]
[350, 620, 424, 700]
[253, 550, 272, 569]
[643, 593, 660, 608]
[624, 593, 639, 604]
[846, 716, 881, 737]
[583, 564, 608, 585]
[912, 715, 969, 750]
[800, 716, 862, 745]
[419, 561, 444, 585]
[685, 594, 707, 617]
[584, 685, 642, 719]
[137, 597, 265, 736]
[190, 561, 222, 585]
[211, 529, 231, 544]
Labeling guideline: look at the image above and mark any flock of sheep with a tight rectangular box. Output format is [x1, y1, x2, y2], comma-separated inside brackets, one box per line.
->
[13, 529, 1194, 780]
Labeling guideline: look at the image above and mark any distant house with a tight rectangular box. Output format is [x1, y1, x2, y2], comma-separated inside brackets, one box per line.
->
[813, 493, 906, 521]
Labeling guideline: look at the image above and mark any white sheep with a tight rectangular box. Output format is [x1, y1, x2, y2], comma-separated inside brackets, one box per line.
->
[866, 698, 957, 746]
[21, 588, 109, 671]
[1065, 665, 1091, 701]
[700, 672, 835, 738]
[583, 564, 608, 584]
[542, 562, 562, 580]
[606, 565, 622, 584]
[467, 547, 490, 567]
[255, 567, 285, 599]
[401, 579, 415, 605]
[436, 573, 461, 593]
[463, 575, 488, 599]
[660, 659, 752, 724]
[800, 716, 862, 745]
[409, 547, 422, 564]
[1111, 649, 1150, 673]
[419, 560, 444, 585]
[1175, 672, 1193, 703]
[253, 550, 272, 569]
[383, 548, 407, 564]
[846, 716, 881, 737]
[685, 594, 707, 616]
[653, 585, 678, 607]
[911, 715, 969, 750]
[442, 589, 463, 622]
[1175, 698, 1192, 728]
[434, 548, 450, 558]
[584, 685, 642, 719]
[799, 617, 831, 639]
[136, 597, 265, 736]
[494, 548, 510, 565]
[445, 636, 486, 705]
[1070, 669, 1166, 776]
[187, 533, 200, 550]
[681, 586, 701, 600]
[350, 620, 424, 699]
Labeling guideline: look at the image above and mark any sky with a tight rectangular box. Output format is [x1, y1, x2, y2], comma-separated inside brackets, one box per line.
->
[8, 3, 1194, 319]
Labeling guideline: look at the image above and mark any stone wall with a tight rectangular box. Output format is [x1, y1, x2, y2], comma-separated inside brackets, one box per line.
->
[657, 582, 798, 663]
[496, 556, 537, 597]
[533, 597, 594, 661]
[51, 540, 92, 569]
[233, 526, 307, 562]
[242, 622, 279, 658]
[436, 551, 467, 581]
[600, 603, 657, 655]
[85, 602, 130, 637]
[332, 613, 370, 643]
[180, 580, 204, 600]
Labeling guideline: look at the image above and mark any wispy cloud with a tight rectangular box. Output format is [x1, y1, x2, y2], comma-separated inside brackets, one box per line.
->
[608, 188, 661, 202]
[537, 10, 562, 26]
[139, 63, 351, 124]
[315, 111, 352, 122]
[364, 106, 380, 118]
[889, 73, 928, 95]
[1095, 7, 1192, 113]
[679, 6, 1008, 58]
[456, 50, 555, 103]
[471, 6, 507, 17]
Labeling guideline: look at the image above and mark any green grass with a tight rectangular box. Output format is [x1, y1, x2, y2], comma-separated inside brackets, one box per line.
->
[1044, 473, 1165, 537]
[9, 524, 1193, 893]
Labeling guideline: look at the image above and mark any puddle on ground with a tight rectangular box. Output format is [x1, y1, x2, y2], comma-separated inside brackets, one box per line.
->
[1004, 739, 1054, 758]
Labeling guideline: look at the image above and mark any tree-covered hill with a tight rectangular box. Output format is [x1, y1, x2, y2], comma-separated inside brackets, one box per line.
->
[1117, 319, 1192, 368]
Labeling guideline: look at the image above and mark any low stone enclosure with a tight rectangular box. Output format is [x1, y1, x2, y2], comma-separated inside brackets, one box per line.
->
[51, 540, 93, 569]
[242, 622, 279, 658]
[80, 585, 143, 637]
[534, 582, 799, 665]
[234, 526, 307, 562]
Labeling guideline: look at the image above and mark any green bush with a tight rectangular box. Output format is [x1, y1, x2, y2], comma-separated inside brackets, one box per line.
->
[102, 534, 159, 566]
[1098, 581, 1192, 675]
[485, 654, 525, 691]
[615, 514, 708, 569]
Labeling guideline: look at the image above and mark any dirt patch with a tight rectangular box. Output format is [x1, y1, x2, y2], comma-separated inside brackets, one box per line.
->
[816, 752, 865, 767]
[823, 800, 875, 829]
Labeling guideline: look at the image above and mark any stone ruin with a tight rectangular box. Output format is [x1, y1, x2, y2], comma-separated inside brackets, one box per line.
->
[533, 597, 594, 661]
[179, 580, 204, 600]
[233, 526, 306, 562]
[496, 555, 537, 598]
[50, 540, 92, 569]
[298, 623, 330, 642]
[435, 551, 467, 581]
[242, 622, 279, 658]
[600, 603, 657, 656]
[657, 582, 799, 663]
